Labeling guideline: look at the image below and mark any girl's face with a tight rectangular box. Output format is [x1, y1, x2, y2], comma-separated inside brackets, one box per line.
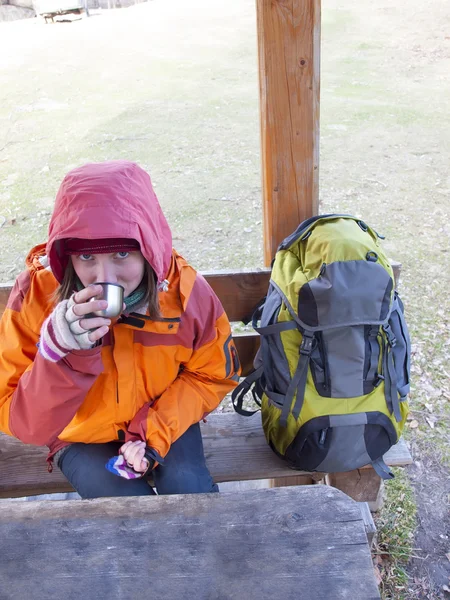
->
[71, 251, 146, 298]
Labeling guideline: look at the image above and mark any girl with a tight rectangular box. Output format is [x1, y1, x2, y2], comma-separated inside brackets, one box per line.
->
[0, 161, 240, 498]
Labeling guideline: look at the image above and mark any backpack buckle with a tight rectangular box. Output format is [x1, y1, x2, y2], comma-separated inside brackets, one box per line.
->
[382, 324, 397, 347]
[300, 334, 315, 355]
[373, 373, 385, 388]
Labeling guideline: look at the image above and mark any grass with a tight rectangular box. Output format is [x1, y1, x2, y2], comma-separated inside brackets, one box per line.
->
[0, 0, 262, 275]
[375, 468, 418, 600]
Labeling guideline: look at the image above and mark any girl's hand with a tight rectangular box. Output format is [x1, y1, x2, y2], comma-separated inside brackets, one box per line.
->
[39, 285, 125, 363]
[120, 440, 150, 473]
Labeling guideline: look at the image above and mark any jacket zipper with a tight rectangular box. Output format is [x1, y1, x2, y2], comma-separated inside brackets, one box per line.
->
[110, 327, 119, 404]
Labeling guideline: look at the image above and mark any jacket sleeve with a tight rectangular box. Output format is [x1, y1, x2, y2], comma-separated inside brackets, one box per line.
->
[126, 274, 241, 459]
[0, 283, 103, 446]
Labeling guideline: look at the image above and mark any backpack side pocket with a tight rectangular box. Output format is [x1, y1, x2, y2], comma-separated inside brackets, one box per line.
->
[259, 288, 291, 408]
[389, 293, 411, 399]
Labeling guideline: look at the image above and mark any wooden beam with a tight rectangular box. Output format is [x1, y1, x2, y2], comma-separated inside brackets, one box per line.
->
[0, 271, 272, 324]
[232, 333, 260, 376]
[257, 0, 321, 265]
[202, 269, 270, 321]
[326, 470, 386, 512]
[0, 283, 11, 317]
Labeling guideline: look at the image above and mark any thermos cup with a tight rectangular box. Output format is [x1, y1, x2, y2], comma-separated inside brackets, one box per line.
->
[90, 282, 124, 318]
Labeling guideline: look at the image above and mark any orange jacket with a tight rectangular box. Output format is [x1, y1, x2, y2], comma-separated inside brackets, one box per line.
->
[0, 161, 240, 460]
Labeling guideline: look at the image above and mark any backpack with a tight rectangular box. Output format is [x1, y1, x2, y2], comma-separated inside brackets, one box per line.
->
[232, 214, 411, 479]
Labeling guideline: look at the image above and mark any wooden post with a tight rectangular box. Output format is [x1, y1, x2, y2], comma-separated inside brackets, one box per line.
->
[257, 0, 320, 489]
[256, 0, 321, 265]
[326, 471, 385, 512]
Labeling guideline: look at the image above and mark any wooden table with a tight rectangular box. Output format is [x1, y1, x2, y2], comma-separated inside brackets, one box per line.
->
[0, 486, 380, 599]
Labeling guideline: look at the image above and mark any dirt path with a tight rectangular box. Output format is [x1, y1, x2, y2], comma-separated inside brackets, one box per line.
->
[407, 457, 450, 598]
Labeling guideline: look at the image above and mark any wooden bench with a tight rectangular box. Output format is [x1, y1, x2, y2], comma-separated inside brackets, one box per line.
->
[0, 270, 412, 513]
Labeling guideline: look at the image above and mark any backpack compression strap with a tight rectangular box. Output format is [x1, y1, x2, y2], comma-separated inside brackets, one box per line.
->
[251, 322, 314, 428]
[279, 331, 315, 427]
[366, 326, 380, 387]
[232, 320, 299, 417]
[382, 324, 402, 422]
[231, 366, 264, 416]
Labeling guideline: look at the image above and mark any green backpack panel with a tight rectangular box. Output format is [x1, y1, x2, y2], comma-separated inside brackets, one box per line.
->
[232, 215, 411, 479]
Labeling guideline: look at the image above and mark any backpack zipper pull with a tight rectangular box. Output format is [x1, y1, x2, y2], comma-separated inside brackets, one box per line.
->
[319, 428, 328, 445]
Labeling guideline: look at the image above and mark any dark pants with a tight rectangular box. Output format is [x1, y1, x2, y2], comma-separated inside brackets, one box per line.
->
[58, 423, 219, 499]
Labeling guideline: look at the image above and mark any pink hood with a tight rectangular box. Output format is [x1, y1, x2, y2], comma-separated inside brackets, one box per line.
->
[47, 161, 173, 284]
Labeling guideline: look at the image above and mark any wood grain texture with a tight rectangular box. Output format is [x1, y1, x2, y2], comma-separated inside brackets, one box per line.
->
[0, 413, 412, 498]
[326, 470, 386, 512]
[232, 333, 260, 376]
[326, 470, 384, 504]
[201, 413, 412, 481]
[202, 269, 270, 321]
[0, 282, 11, 317]
[0, 485, 380, 600]
[257, 0, 321, 264]
[359, 501, 377, 546]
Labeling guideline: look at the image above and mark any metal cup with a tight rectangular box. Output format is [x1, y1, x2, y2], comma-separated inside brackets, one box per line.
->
[90, 282, 124, 318]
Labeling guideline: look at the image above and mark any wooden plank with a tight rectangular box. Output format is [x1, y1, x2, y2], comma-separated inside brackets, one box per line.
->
[0, 413, 412, 498]
[233, 333, 260, 376]
[257, 0, 321, 264]
[203, 269, 270, 322]
[269, 472, 325, 488]
[0, 486, 380, 600]
[358, 502, 377, 547]
[201, 413, 412, 481]
[0, 270, 272, 324]
[0, 282, 11, 317]
[391, 260, 401, 289]
[0, 434, 72, 498]
[269, 474, 315, 486]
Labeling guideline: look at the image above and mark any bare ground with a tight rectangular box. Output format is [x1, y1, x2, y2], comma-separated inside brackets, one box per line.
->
[405, 452, 450, 598]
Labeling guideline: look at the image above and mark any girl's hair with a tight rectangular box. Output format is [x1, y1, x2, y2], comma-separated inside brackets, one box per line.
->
[54, 259, 161, 320]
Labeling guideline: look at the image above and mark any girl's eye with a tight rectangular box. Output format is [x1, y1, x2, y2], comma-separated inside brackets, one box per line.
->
[79, 254, 93, 261]
[117, 251, 129, 258]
